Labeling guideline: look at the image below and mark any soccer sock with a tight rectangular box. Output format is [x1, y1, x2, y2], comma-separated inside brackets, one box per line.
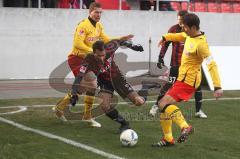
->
[160, 113, 173, 142]
[55, 93, 71, 111]
[164, 104, 189, 129]
[155, 95, 164, 105]
[194, 90, 202, 112]
[106, 109, 128, 126]
[83, 92, 95, 120]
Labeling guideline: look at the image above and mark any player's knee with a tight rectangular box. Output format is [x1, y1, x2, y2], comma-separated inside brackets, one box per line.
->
[127, 92, 145, 106]
[134, 96, 145, 106]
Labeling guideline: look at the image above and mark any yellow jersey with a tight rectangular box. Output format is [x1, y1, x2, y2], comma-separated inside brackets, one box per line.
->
[163, 32, 221, 89]
[69, 18, 110, 57]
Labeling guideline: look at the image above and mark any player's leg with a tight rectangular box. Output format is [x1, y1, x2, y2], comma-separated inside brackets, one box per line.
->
[149, 82, 172, 116]
[194, 86, 207, 118]
[98, 91, 130, 133]
[111, 71, 145, 106]
[150, 66, 178, 116]
[68, 55, 99, 125]
[161, 82, 195, 143]
[53, 55, 83, 121]
[78, 71, 101, 127]
[152, 112, 175, 147]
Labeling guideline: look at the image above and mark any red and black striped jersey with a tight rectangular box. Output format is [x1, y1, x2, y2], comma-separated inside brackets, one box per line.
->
[159, 24, 184, 67]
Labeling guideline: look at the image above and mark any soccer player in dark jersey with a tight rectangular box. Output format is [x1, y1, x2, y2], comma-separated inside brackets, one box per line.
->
[54, 2, 134, 127]
[150, 10, 207, 119]
[152, 13, 223, 147]
[59, 40, 145, 132]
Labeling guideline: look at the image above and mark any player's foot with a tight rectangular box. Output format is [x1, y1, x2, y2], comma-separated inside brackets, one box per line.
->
[82, 118, 101, 128]
[177, 125, 194, 143]
[52, 106, 67, 122]
[149, 104, 159, 116]
[195, 110, 207, 119]
[119, 122, 130, 133]
[152, 138, 175, 147]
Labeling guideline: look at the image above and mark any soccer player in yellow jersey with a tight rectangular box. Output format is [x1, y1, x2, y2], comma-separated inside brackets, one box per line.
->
[152, 13, 223, 147]
[54, 2, 133, 127]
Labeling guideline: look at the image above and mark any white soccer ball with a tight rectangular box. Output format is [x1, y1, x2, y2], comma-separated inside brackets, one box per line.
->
[120, 129, 138, 147]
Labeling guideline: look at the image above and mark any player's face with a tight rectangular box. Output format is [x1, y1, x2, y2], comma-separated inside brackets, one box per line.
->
[94, 49, 106, 63]
[177, 16, 184, 28]
[89, 7, 102, 22]
[183, 24, 195, 37]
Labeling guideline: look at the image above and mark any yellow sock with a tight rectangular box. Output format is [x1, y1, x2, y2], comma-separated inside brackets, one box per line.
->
[165, 105, 189, 129]
[83, 95, 94, 120]
[55, 93, 71, 111]
[160, 113, 173, 142]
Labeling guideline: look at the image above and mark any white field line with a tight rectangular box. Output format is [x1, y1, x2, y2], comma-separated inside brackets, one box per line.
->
[1, 97, 240, 111]
[29, 96, 240, 106]
[0, 117, 125, 159]
[0, 106, 27, 115]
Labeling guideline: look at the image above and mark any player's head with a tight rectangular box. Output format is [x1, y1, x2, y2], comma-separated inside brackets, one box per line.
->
[183, 13, 200, 36]
[89, 2, 102, 22]
[177, 10, 188, 27]
[93, 40, 106, 62]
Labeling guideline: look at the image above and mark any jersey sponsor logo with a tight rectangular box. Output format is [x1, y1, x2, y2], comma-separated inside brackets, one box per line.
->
[79, 29, 84, 36]
[79, 65, 87, 73]
[87, 37, 99, 42]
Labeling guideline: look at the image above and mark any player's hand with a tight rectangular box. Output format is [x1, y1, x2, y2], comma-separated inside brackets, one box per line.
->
[70, 94, 78, 106]
[157, 57, 165, 69]
[158, 37, 166, 47]
[214, 88, 223, 99]
[120, 34, 134, 41]
[131, 44, 144, 52]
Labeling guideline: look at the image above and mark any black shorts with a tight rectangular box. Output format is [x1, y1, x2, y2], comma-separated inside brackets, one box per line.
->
[98, 74, 133, 99]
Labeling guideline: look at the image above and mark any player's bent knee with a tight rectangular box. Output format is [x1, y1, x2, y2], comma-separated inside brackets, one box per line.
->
[127, 92, 145, 106]
[134, 96, 145, 106]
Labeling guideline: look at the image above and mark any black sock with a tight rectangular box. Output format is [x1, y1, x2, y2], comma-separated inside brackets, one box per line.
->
[195, 90, 202, 112]
[106, 109, 128, 126]
[155, 94, 164, 105]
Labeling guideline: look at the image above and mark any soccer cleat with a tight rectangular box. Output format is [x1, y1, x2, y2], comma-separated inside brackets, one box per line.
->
[195, 110, 207, 119]
[119, 122, 130, 133]
[177, 125, 194, 143]
[82, 118, 102, 128]
[149, 104, 159, 117]
[152, 138, 175, 147]
[52, 106, 67, 122]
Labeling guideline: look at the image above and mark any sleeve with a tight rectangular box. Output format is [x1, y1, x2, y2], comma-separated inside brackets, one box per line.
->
[163, 32, 186, 43]
[199, 41, 222, 89]
[159, 26, 176, 58]
[73, 24, 93, 53]
[99, 23, 111, 43]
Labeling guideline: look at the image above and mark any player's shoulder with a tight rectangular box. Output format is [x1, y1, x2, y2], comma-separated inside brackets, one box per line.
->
[78, 18, 91, 27]
[168, 24, 181, 33]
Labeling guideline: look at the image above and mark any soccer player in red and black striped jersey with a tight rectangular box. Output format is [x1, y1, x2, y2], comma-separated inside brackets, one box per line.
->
[150, 10, 207, 119]
[69, 40, 145, 132]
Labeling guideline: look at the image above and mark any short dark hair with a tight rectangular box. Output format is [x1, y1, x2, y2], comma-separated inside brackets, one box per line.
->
[178, 10, 188, 17]
[93, 40, 104, 53]
[183, 13, 200, 30]
[89, 2, 102, 13]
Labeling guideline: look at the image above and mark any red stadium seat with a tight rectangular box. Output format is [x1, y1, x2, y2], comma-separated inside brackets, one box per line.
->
[58, 0, 70, 8]
[170, 2, 181, 11]
[194, 2, 207, 12]
[221, 3, 233, 13]
[181, 2, 194, 11]
[233, 3, 240, 12]
[208, 2, 220, 12]
[96, 0, 130, 10]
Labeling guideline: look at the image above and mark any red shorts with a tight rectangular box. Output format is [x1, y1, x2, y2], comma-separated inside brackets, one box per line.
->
[68, 55, 84, 77]
[166, 81, 196, 102]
